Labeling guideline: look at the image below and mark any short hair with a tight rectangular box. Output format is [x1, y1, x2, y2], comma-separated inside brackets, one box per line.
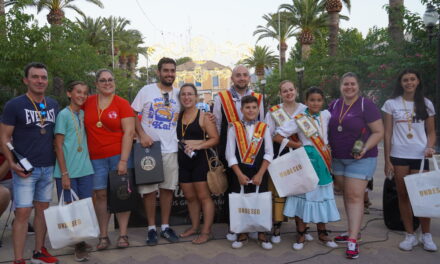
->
[24, 62, 47, 77]
[67, 81, 88, 92]
[95, 69, 114, 82]
[158, 57, 176, 71]
[305, 86, 324, 100]
[340, 72, 360, 86]
[241, 95, 258, 107]
[279, 80, 295, 90]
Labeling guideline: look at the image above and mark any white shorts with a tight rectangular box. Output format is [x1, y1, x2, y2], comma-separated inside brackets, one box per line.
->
[138, 152, 178, 195]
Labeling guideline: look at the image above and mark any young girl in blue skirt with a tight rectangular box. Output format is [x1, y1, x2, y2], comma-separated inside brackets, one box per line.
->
[274, 87, 340, 250]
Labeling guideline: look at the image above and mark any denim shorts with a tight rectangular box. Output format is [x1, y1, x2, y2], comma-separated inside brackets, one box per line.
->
[332, 157, 377, 181]
[12, 166, 54, 208]
[55, 174, 94, 202]
[91, 154, 133, 190]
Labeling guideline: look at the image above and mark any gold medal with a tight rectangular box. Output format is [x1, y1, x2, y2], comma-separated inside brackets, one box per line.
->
[40, 128, 46, 135]
[96, 121, 103, 128]
[77, 146, 83, 152]
[337, 125, 343, 132]
[407, 133, 413, 139]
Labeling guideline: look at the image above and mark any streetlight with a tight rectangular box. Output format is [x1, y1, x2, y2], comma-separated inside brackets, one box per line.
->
[423, 4, 440, 150]
[278, 8, 282, 77]
[260, 79, 267, 113]
[295, 66, 305, 103]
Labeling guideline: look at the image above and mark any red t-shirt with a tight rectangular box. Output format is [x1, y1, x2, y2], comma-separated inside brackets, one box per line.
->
[0, 153, 12, 181]
[84, 95, 135, 160]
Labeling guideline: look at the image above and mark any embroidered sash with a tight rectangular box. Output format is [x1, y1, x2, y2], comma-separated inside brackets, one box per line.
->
[232, 121, 267, 166]
[269, 104, 299, 142]
[219, 91, 262, 124]
[294, 113, 332, 172]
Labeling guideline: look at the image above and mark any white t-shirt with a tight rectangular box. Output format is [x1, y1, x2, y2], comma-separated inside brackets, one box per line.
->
[382, 96, 435, 159]
[131, 84, 180, 153]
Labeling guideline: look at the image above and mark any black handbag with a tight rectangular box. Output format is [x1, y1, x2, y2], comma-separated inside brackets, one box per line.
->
[383, 177, 419, 231]
[107, 169, 141, 213]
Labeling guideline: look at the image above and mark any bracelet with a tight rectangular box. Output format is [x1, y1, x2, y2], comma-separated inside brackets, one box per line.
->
[61, 171, 69, 176]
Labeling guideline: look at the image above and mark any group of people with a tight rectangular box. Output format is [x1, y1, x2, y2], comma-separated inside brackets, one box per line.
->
[0, 58, 437, 264]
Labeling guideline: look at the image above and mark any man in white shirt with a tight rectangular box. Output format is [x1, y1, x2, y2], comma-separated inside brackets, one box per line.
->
[131, 57, 180, 246]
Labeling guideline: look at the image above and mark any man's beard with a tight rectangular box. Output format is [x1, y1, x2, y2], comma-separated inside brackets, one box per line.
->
[233, 84, 248, 90]
[160, 78, 174, 87]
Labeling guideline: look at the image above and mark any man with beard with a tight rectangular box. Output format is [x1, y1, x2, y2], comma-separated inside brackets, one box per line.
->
[132, 57, 180, 246]
[212, 65, 264, 241]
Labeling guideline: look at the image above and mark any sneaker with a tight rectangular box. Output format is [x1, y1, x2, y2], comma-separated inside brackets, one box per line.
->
[305, 233, 314, 241]
[146, 229, 158, 246]
[74, 243, 89, 262]
[419, 233, 438, 252]
[231, 239, 248, 249]
[226, 232, 237, 241]
[346, 239, 359, 259]
[31, 247, 59, 264]
[160, 227, 179, 243]
[335, 232, 362, 243]
[292, 242, 304, 250]
[13, 259, 26, 264]
[399, 233, 418, 251]
[259, 240, 273, 250]
[271, 235, 281, 244]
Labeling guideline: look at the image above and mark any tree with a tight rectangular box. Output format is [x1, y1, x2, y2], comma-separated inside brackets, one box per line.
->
[241, 45, 278, 81]
[76, 15, 106, 49]
[176, 56, 192, 65]
[33, 0, 104, 25]
[325, 0, 351, 56]
[281, 0, 329, 60]
[388, 0, 404, 45]
[254, 12, 296, 66]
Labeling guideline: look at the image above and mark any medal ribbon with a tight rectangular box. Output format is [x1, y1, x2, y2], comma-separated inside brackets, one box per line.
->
[338, 97, 358, 128]
[233, 121, 267, 165]
[96, 94, 114, 127]
[26, 93, 46, 129]
[68, 106, 83, 151]
[401, 97, 414, 137]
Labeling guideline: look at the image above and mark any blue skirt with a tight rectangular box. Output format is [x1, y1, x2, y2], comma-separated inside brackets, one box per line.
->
[283, 182, 340, 223]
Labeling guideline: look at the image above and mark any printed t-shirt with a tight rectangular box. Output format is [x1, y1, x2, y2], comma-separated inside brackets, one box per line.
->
[382, 96, 435, 159]
[1, 94, 59, 167]
[131, 84, 180, 153]
[84, 95, 135, 160]
[53, 108, 94, 178]
[328, 97, 381, 159]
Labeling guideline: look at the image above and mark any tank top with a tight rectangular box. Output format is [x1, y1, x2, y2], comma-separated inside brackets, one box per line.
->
[177, 109, 204, 140]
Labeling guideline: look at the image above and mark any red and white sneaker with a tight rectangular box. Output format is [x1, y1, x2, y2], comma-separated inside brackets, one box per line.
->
[334, 232, 362, 243]
[30, 247, 59, 264]
[346, 239, 359, 259]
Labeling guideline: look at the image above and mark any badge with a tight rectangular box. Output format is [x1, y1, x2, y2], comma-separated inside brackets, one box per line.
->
[140, 156, 156, 171]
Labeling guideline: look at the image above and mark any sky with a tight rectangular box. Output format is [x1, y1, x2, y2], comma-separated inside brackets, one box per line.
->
[21, 0, 427, 68]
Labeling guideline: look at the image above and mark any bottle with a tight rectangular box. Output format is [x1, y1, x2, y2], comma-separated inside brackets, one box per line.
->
[352, 128, 366, 156]
[178, 141, 196, 158]
[6, 142, 34, 173]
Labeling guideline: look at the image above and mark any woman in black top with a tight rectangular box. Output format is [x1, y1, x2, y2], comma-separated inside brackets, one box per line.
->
[177, 83, 219, 244]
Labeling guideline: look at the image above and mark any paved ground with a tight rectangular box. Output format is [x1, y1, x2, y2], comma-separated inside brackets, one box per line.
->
[0, 148, 439, 264]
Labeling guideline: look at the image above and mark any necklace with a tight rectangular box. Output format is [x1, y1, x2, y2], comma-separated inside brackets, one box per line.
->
[181, 109, 198, 139]
[26, 93, 47, 135]
[69, 106, 83, 152]
[96, 94, 114, 128]
[338, 97, 358, 132]
[401, 97, 415, 139]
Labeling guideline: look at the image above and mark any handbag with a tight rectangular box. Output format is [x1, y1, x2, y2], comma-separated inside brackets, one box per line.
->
[229, 186, 272, 233]
[133, 142, 164, 185]
[107, 169, 141, 213]
[267, 140, 319, 197]
[205, 148, 228, 195]
[44, 190, 99, 249]
[404, 157, 440, 218]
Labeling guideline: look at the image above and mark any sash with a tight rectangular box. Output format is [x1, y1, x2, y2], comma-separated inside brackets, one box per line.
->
[232, 121, 267, 166]
[269, 104, 299, 142]
[219, 91, 262, 124]
[294, 113, 332, 172]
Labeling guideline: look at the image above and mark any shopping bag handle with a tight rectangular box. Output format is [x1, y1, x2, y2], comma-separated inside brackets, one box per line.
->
[59, 189, 80, 206]
[279, 138, 294, 156]
[239, 185, 260, 194]
[418, 156, 440, 173]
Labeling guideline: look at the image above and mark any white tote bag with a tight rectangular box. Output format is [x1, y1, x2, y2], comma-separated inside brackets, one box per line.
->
[404, 157, 440, 218]
[268, 141, 319, 197]
[229, 186, 272, 233]
[44, 190, 99, 249]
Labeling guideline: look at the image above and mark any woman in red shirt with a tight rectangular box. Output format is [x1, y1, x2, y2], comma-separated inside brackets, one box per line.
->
[83, 69, 135, 249]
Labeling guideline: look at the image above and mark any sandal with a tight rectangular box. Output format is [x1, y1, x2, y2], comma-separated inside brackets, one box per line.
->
[192, 232, 213, 244]
[318, 229, 338, 248]
[180, 228, 200, 238]
[293, 228, 308, 250]
[117, 235, 129, 249]
[96, 236, 111, 251]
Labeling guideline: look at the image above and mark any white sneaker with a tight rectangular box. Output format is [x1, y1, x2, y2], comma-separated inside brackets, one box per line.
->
[260, 241, 273, 250]
[420, 233, 438, 252]
[231, 239, 247, 249]
[324, 240, 338, 248]
[305, 233, 314, 241]
[271, 235, 281, 244]
[226, 232, 237, 241]
[293, 242, 304, 250]
[399, 233, 418, 251]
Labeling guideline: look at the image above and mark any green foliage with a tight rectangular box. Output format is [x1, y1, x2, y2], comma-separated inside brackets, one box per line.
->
[176, 57, 192, 65]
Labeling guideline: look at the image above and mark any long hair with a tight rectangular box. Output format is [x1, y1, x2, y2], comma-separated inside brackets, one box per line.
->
[178, 83, 198, 118]
[390, 69, 428, 121]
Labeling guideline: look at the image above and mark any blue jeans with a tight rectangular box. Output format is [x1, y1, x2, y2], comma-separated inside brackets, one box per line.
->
[12, 166, 54, 208]
[91, 154, 133, 190]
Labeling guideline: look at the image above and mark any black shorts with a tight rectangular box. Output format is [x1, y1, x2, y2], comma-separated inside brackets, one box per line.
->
[390, 157, 429, 171]
[178, 150, 209, 183]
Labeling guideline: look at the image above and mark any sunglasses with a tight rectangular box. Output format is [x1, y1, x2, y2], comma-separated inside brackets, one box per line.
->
[98, 78, 114, 83]
[39, 103, 47, 118]
[163, 92, 170, 107]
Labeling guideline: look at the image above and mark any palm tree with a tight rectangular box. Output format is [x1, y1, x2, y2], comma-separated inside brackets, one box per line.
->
[76, 15, 106, 49]
[0, 0, 5, 16]
[388, 0, 404, 45]
[253, 12, 295, 66]
[325, 0, 351, 56]
[33, 0, 104, 25]
[242, 45, 278, 81]
[281, 0, 329, 60]
[102, 16, 131, 55]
